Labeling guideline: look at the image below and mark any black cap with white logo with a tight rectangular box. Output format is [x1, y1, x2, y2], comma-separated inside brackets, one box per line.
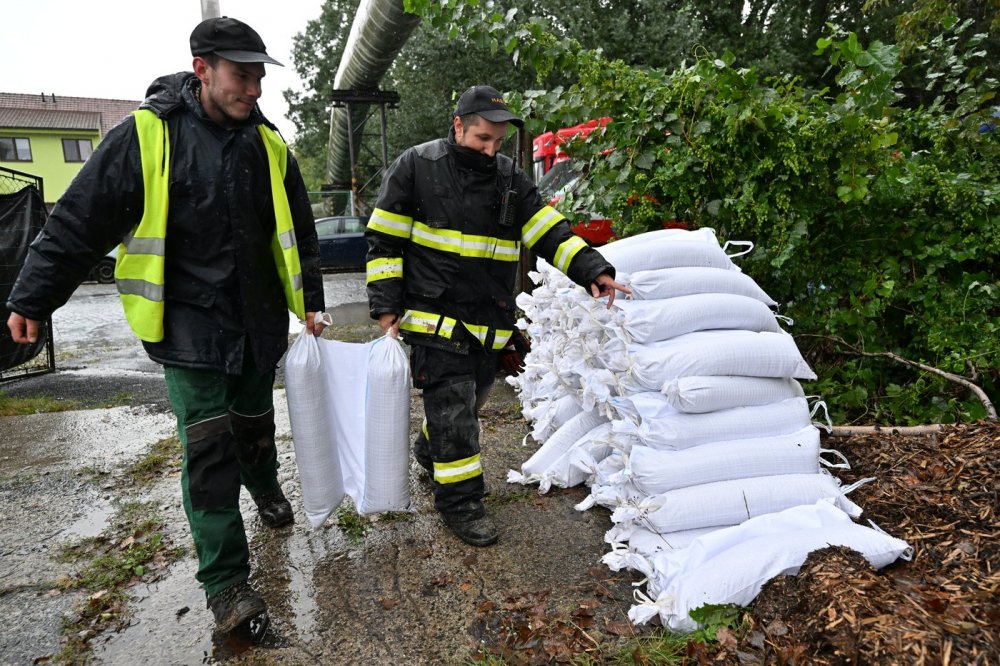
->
[453, 85, 523, 128]
[190, 16, 282, 66]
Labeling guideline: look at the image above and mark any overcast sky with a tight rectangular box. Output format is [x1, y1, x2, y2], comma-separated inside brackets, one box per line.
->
[2, 0, 326, 140]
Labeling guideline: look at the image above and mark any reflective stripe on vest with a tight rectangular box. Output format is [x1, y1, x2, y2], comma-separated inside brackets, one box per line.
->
[115, 110, 169, 342]
[257, 125, 306, 320]
[119, 111, 305, 343]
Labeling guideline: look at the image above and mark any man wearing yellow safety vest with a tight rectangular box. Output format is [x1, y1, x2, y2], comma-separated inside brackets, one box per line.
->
[5, 17, 326, 638]
[367, 85, 628, 547]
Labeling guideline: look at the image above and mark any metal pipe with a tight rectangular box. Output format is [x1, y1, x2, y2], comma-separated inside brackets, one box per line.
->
[325, 0, 420, 189]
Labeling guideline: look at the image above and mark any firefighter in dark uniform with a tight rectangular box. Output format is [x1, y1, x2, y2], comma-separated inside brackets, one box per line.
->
[366, 85, 627, 546]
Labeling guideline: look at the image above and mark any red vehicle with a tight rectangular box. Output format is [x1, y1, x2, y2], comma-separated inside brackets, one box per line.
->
[532, 118, 616, 245]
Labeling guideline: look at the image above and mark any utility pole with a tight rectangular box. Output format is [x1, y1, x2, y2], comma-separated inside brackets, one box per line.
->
[201, 0, 221, 19]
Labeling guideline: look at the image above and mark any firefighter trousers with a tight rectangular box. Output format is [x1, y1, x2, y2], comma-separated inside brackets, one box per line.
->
[163, 356, 281, 599]
[410, 342, 499, 517]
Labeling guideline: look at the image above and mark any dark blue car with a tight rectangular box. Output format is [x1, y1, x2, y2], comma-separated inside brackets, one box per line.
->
[315, 215, 368, 272]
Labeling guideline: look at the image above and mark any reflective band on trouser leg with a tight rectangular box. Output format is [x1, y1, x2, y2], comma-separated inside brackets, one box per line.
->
[553, 235, 589, 274]
[367, 256, 403, 282]
[433, 453, 483, 484]
[258, 125, 305, 320]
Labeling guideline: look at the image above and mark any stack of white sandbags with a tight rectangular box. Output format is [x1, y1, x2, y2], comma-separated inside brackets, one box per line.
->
[506, 228, 910, 631]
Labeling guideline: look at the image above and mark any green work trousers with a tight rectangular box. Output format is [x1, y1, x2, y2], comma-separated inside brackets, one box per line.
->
[164, 359, 280, 599]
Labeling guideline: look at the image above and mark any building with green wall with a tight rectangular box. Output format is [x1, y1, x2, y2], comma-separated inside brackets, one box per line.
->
[0, 93, 141, 209]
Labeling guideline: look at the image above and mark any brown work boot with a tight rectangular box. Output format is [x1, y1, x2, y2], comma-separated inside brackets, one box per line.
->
[253, 489, 293, 528]
[207, 580, 268, 634]
[442, 510, 498, 547]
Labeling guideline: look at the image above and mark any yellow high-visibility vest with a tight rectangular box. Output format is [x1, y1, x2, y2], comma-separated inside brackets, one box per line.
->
[117, 109, 305, 342]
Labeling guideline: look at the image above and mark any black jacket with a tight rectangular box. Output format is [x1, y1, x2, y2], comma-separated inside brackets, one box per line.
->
[6, 72, 324, 373]
[367, 133, 613, 352]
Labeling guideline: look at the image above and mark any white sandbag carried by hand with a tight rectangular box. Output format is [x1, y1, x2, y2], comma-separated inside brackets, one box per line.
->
[612, 294, 781, 344]
[621, 330, 817, 393]
[630, 501, 911, 631]
[285, 330, 412, 526]
[355, 335, 412, 514]
[663, 376, 804, 413]
[609, 472, 869, 536]
[284, 324, 346, 529]
[620, 425, 824, 495]
[625, 266, 777, 305]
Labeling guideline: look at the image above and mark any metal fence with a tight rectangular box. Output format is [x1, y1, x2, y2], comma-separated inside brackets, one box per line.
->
[0, 166, 55, 381]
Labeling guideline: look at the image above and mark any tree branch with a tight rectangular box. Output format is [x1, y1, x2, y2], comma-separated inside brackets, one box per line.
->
[828, 424, 942, 438]
[803, 335, 997, 421]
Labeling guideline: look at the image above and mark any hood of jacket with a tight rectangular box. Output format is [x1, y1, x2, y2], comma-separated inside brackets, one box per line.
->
[138, 71, 277, 132]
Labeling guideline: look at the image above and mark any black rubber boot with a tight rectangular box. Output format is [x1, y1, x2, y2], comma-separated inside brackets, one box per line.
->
[253, 489, 293, 528]
[441, 501, 498, 547]
[208, 580, 268, 634]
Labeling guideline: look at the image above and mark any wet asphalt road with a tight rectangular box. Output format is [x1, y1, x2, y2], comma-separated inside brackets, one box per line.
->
[0, 273, 638, 665]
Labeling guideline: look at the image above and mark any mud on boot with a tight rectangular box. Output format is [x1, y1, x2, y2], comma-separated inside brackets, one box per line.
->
[442, 510, 498, 547]
[253, 489, 293, 528]
[208, 580, 268, 635]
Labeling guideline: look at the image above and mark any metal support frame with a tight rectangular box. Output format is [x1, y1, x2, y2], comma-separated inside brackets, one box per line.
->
[328, 89, 400, 217]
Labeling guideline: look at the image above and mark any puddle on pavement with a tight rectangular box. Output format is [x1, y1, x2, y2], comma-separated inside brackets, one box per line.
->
[59, 496, 114, 540]
[0, 406, 176, 476]
[92, 557, 216, 665]
[92, 525, 338, 663]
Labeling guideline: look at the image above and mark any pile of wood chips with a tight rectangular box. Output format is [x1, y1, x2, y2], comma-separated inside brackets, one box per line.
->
[727, 420, 999, 665]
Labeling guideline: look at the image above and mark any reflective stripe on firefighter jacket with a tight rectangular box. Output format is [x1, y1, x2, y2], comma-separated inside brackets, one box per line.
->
[117, 109, 305, 342]
[366, 137, 614, 351]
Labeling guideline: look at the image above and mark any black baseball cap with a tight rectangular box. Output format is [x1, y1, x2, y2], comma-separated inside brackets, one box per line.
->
[454, 85, 523, 128]
[190, 16, 283, 66]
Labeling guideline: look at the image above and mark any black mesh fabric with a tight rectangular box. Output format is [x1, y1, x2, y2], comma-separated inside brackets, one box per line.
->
[0, 183, 48, 371]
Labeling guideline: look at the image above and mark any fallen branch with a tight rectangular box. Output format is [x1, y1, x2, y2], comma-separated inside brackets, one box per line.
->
[805, 336, 997, 421]
[828, 424, 942, 438]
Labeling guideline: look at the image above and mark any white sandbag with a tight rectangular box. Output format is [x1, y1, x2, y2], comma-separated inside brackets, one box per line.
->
[599, 227, 718, 251]
[534, 422, 616, 494]
[525, 394, 582, 443]
[611, 396, 813, 451]
[630, 502, 911, 630]
[507, 409, 608, 485]
[622, 425, 822, 495]
[357, 335, 411, 514]
[598, 239, 737, 275]
[663, 376, 804, 413]
[621, 330, 816, 392]
[284, 329, 346, 528]
[626, 266, 777, 305]
[285, 330, 412, 524]
[610, 472, 867, 535]
[610, 525, 720, 556]
[614, 294, 780, 344]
